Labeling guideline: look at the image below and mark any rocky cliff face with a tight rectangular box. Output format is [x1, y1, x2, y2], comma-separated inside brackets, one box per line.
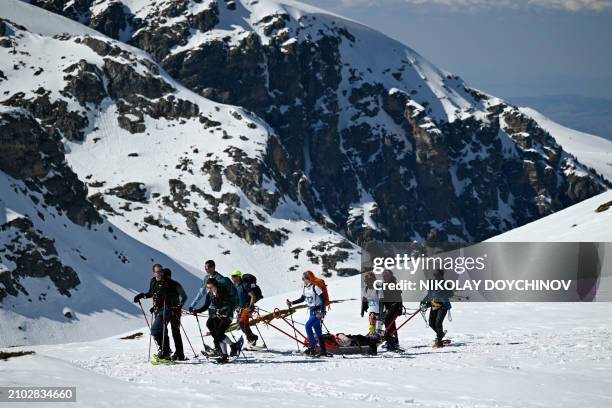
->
[28, 0, 609, 244]
[1, 7, 358, 312]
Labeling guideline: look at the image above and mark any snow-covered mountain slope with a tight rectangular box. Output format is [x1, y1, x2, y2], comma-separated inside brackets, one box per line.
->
[2, 276, 612, 408]
[521, 107, 612, 182]
[489, 189, 612, 242]
[0, 1, 359, 346]
[26, 0, 609, 244]
[2, 0, 610, 345]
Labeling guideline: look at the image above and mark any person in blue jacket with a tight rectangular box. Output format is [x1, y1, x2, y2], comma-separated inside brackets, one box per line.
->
[420, 269, 452, 348]
[286, 272, 329, 357]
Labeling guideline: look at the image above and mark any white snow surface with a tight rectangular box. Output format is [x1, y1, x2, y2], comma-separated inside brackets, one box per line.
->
[2, 276, 612, 408]
[490, 189, 612, 242]
[2, 0, 102, 37]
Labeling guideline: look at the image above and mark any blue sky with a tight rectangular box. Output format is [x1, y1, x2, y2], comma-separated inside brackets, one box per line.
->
[306, 0, 612, 99]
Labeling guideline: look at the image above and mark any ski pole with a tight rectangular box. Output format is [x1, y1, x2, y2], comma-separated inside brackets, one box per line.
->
[137, 301, 152, 362]
[322, 320, 330, 334]
[138, 301, 151, 329]
[254, 322, 268, 350]
[180, 322, 198, 359]
[194, 313, 209, 360]
[287, 305, 301, 352]
[148, 312, 153, 362]
[421, 309, 429, 327]
[181, 309, 207, 318]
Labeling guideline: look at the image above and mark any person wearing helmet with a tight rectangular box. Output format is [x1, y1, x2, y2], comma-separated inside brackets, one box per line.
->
[286, 272, 329, 357]
[230, 270, 260, 347]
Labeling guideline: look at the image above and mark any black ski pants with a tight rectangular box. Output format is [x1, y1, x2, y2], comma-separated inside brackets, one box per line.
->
[206, 316, 231, 349]
[428, 307, 447, 341]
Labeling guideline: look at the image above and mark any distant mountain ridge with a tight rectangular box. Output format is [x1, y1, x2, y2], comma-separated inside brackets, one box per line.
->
[510, 94, 612, 142]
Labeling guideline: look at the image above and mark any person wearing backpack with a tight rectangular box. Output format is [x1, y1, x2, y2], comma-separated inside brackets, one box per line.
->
[286, 272, 330, 357]
[305, 270, 331, 312]
[189, 260, 238, 316]
[421, 269, 452, 348]
[230, 270, 263, 347]
[193, 278, 242, 363]
[133, 264, 186, 361]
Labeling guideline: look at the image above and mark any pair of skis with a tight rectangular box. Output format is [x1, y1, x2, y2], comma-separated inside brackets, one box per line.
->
[200, 337, 245, 364]
[150, 354, 178, 366]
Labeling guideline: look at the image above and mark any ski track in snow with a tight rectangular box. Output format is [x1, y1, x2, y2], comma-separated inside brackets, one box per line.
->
[3, 277, 612, 408]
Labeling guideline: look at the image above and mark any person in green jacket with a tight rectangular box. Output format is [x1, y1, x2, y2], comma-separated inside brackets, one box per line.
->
[194, 278, 242, 363]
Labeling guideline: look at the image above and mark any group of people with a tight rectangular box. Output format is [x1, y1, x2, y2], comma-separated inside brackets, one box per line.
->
[133, 260, 263, 363]
[362, 268, 452, 349]
[133, 260, 452, 363]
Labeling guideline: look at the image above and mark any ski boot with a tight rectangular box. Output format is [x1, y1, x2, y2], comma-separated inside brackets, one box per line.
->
[432, 338, 444, 348]
[248, 335, 259, 347]
[206, 347, 224, 358]
[230, 337, 244, 357]
[171, 353, 187, 361]
[216, 354, 230, 364]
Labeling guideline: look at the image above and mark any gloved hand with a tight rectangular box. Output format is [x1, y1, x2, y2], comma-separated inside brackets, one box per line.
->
[286, 299, 292, 308]
[315, 310, 322, 319]
[149, 307, 154, 314]
[133, 293, 144, 303]
[188, 307, 195, 314]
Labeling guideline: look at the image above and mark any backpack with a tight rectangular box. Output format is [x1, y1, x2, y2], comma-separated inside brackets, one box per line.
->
[215, 274, 238, 312]
[306, 271, 331, 309]
[242, 273, 264, 302]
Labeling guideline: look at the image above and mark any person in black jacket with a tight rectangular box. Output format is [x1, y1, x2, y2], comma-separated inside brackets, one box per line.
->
[133, 264, 186, 360]
[163, 268, 188, 360]
[421, 269, 452, 348]
[382, 270, 403, 351]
